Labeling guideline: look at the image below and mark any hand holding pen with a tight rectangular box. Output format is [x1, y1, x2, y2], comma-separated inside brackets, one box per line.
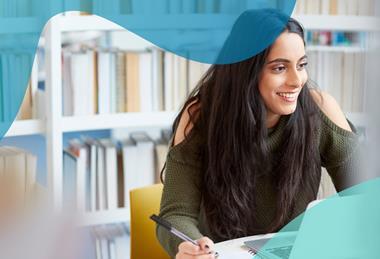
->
[150, 214, 219, 258]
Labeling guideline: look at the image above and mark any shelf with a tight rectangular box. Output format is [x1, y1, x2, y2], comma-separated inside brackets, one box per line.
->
[294, 15, 380, 31]
[307, 45, 366, 52]
[4, 119, 45, 137]
[0, 17, 44, 34]
[79, 208, 130, 227]
[61, 112, 177, 132]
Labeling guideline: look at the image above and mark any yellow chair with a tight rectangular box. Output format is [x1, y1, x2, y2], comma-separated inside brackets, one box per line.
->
[130, 184, 170, 259]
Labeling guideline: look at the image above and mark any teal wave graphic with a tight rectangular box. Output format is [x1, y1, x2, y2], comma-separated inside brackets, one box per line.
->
[252, 178, 380, 259]
[0, 0, 295, 140]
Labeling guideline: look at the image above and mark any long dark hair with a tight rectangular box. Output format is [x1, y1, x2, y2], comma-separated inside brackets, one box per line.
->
[164, 10, 321, 240]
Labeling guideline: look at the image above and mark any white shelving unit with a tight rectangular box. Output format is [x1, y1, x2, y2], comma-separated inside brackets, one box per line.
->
[80, 208, 131, 227]
[294, 15, 380, 31]
[306, 46, 366, 53]
[3, 13, 379, 226]
[61, 112, 177, 132]
[4, 119, 45, 136]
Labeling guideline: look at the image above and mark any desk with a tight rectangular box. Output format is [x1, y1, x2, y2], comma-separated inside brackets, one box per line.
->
[214, 233, 275, 259]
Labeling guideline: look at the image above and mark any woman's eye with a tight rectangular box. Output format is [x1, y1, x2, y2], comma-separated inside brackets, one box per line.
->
[273, 66, 286, 72]
[298, 62, 308, 70]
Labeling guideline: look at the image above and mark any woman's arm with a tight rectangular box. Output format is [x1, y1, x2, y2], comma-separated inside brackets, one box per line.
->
[311, 89, 361, 192]
[156, 103, 210, 257]
[310, 89, 352, 132]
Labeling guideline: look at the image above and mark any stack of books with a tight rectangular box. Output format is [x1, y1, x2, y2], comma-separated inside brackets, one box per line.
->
[88, 223, 130, 259]
[306, 30, 367, 48]
[0, 146, 37, 207]
[294, 0, 376, 15]
[307, 51, 367, 113]
[0, 52, 41, 122]
[63, 130, 171, 212]
[64, 0, 265, 16]
[61, 46, 210, 116]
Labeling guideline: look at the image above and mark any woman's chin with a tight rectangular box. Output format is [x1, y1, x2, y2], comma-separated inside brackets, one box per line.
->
[278, 105, 297, 115]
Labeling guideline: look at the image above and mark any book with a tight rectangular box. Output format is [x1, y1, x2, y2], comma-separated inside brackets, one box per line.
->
[95, 141, 107, 210]
[0, 146, 37, 207]
[99, 139, 118, 210]
[139, 52, 153, 112]
[17, 82, 33, 120]
[130, 132, 155, 187]
[126, 52, 141, 112]
[63, 149, 78, 210]
[83, 137, 98, 212]
[115, 52, 126, 113]
[151, 48, 165, 111]
[97, 51, 112, 114]
[341, 53, 355, 112]
[68, 139, 89, 212]
[109, 51, 117, 113]
[164, 51, 175, 111]
[121, 138, 138, 208]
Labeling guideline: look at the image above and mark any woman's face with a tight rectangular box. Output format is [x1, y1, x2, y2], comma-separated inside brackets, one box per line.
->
[258, 31, 308, 120]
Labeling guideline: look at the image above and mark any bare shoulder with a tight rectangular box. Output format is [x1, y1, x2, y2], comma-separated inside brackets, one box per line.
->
[173, 100, 200, 146]
[309, 89, 352, 131]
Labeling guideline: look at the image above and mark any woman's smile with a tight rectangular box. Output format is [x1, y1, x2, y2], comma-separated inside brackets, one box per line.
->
[276, 91, 300, 103]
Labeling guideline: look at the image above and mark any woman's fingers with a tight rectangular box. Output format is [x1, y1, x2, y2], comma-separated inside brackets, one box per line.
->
[178, 241, 201, 255]
[176, 237, 217, 258]
[196, 237, 215, 252]
[176, 250, 216, 259]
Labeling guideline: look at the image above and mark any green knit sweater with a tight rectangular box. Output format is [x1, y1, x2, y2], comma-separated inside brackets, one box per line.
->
[156, 109, 359, 257]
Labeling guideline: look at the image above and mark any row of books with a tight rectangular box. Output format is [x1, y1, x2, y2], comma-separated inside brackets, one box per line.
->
[2, 0, 377, 18]
[62, 46, 210, 116]
[0, 0, 37, 17]
[0, 52, 37, 122]
[0, 146, 37, 207]
[294, 0, 376, 16]
[89, 223, 129, 259]
[64, 0, 278, 15]
[61, 0, 379, 16]
[63, 130, 171, 212]
[306, 31, 367, 48]
[307, 51, 366, 113]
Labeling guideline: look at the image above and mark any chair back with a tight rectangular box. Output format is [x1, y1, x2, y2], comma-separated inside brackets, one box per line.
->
[130, 184, 170, 259]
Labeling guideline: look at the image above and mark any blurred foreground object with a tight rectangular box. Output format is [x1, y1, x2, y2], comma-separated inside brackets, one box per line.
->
[0, 146, 84, 259]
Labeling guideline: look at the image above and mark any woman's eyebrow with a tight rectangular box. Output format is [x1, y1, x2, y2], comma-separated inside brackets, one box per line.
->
[266, 55, 307, 65]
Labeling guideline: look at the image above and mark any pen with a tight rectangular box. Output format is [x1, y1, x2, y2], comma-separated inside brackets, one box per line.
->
[150, 214, 219, 257]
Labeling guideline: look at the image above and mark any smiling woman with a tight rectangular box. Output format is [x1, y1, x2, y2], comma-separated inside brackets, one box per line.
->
[155, 9, 360, 259]
[259, 32, 308, 128]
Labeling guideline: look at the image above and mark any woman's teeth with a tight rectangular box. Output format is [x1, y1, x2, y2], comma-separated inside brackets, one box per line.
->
[276, 92, 298, 102]
[277, 92, 297, 98]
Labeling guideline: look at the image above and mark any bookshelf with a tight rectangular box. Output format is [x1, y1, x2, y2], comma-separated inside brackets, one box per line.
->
[4, 119, 45, 137]
[1, 8, 379, 258]
[294, 15, 380, 31]
[307, 45, 366, 53]
[61, 112, 176, 132]
[80, 208, 131, 227]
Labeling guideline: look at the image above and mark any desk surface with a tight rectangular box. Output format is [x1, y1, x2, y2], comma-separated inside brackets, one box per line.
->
[215, 233, 275, 259]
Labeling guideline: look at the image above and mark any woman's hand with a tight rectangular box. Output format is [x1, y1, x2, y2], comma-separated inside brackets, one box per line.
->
[176, 237, 217, 259]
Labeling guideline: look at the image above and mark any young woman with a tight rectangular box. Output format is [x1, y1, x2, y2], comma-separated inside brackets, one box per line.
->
[156, 9, 359, 259]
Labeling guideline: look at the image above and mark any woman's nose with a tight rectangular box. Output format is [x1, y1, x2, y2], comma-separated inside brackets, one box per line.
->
[286, 70, 303, 88]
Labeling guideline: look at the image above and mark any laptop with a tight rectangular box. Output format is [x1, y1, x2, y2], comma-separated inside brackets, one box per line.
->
[244, 196, 367, 259]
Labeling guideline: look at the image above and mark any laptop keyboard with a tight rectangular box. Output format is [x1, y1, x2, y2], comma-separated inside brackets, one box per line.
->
[265, 246, 292, 258]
